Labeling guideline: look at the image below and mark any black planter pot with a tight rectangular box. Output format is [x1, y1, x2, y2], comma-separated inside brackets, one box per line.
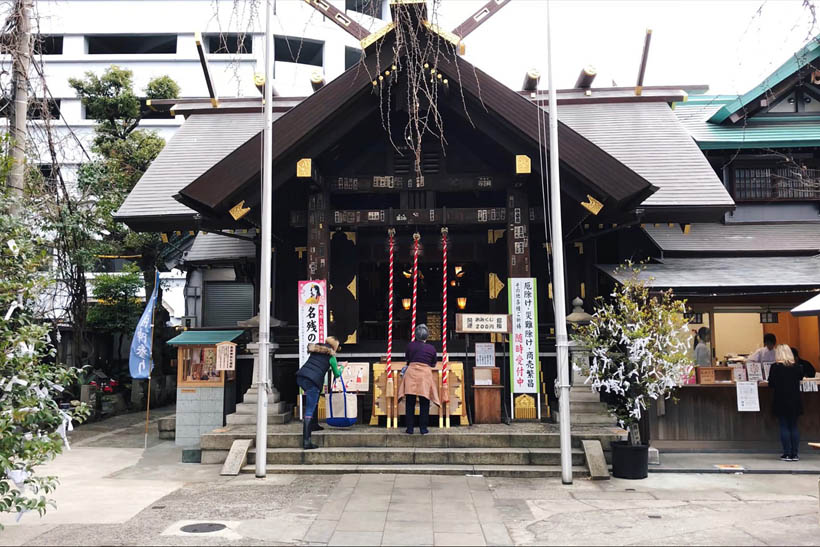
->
[611, 441, 649, 479]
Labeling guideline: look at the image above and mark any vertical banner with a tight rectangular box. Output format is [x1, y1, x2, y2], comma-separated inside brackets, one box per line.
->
[129, 270, 160, 379]
[298, 280, 327, 367]
[509, 277, 539, 393]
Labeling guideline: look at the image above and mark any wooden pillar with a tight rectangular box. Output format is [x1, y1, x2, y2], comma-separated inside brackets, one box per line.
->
[506, 188, 531, 278]
[307, 192, 330, 281]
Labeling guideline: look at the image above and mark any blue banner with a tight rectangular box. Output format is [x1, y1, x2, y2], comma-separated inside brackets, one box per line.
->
[129, 270, 160, 379]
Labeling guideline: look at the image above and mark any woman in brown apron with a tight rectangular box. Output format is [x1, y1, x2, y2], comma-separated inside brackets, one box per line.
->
[398, 324, 439, 434]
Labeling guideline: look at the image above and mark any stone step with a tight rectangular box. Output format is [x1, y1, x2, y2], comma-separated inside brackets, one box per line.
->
[233, 401, 288, 415]
[225, 408, 292, 426]
[569, 390, 601, 403]
[570, 401, 609, 413]
[200, 430, 625, 451]
[246, 447, 585, 466]
[239, 463, 589, 478]
[554, 410, 615, 426]
[242, 391, 281, 404]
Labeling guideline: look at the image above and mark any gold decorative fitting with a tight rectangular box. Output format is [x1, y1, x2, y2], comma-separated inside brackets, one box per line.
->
[385, 70, 391, 76]
[514, 394, 536, 420]
[160, 233, 169, 243]
[391, 64, 397, 70]
[296, 158, 312, 178]
[372, 80, 378, 86]
[422, 21, 462, 48]
[229, 200, 251, 221]
[515, 155, 531, 174]
[683, 223, 691, 235]
[254, 73, 265, 86]
[360, 22, 395, 49]
[424, 63, 430, 69]
[489, 272, 505, 300]
[194, 31, 202, 45]
[580, 194, 603, 215]
[379, 75, 384, 81]
[347, 276, 357, 299]
[548, 282, 553, 299]
[345, 330, 357, 345]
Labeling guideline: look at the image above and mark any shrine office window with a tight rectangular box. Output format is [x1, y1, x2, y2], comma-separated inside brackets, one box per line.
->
[34, 35, 63, 55]
[205, 33, 252, 54]
[274, 35, 323, 67]
[346, 0, 384, 19]
[203, 282, 254, 328]
[86, 34, 177, 54]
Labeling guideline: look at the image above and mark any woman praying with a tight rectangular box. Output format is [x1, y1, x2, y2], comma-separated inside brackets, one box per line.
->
[399, 324, 439, 435]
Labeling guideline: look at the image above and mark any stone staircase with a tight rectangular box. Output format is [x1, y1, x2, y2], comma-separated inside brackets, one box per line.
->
[225, 385, 292, 426]
[200, 423, 625, 478]
[553, 386, 615, 426]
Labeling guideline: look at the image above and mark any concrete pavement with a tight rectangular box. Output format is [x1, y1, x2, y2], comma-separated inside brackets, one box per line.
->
[1, 410, 818, 545]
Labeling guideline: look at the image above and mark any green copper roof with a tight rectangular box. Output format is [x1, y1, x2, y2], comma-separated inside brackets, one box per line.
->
[708, 37, 820, 124]
[675, 101, 820, 149]
[167, 329, 244, 345]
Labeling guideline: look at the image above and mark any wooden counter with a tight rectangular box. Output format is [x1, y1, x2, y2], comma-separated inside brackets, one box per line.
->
[649, 384, 820, 448]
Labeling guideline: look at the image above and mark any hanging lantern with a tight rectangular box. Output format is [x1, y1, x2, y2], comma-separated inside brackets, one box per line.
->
[402, 298, 412, 310]
[457, 297, 467, 310]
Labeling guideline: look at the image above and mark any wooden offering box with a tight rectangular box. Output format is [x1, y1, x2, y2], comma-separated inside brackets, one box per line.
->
[696, 367, 733, 385]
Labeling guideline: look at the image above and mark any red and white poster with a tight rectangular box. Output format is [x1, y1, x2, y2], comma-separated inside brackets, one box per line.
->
[298, 280, 327, 367]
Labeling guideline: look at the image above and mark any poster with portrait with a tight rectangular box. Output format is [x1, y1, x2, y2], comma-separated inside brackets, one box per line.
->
[298, 280, 327, 368]
[509, 277, 539, 394]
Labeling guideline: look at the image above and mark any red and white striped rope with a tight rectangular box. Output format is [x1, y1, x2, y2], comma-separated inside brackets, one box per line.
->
[386, 230, 394, 380]
[411, 233, 419, 341]
[441, 228, 449, 385]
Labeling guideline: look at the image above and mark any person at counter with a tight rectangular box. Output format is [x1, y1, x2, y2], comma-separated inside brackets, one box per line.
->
[747, 333, 777, 364]
[791, 347, 817, 379]
[768, 345, 804, 462]
[694, 327, 711, 366]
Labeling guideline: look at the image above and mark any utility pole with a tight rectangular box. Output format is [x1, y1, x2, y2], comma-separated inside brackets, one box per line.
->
[255, 0, 274, 478]
[8, 0, 32, 200]
[545, 0, 573, 485]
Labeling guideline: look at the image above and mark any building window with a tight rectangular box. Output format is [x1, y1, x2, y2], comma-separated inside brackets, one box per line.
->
[345, 46, 362, 70]
[346, 0, 383, 19]
[205, 33, 252, 54]
[274, 35, 323, 66]
[34, 35, 63, 55]
[732, 165, 820, 201]
[86, 34, 177, 55]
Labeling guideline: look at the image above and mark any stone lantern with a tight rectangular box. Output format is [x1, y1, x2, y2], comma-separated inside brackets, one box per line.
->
[566, 297, 593, 386]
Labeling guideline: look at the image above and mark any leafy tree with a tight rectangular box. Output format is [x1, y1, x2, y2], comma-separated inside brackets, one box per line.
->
[0, 192, 90, 525]
[87, 263, 143, 361]
[573, 264, 691, 444]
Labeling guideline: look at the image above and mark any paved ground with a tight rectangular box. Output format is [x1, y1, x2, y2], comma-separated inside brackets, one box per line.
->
[1, 410, 818, 546]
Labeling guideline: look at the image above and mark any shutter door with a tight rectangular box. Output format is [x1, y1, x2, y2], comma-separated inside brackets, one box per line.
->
[203, 282, 254, 327]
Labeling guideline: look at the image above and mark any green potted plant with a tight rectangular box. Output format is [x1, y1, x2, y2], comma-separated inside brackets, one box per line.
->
[573, 264, 691, 479]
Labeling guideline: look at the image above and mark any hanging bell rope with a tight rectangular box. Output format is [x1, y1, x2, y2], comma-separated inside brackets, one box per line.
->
[385, 228, 396, 428]
[441, 227, 450, 428]
[411, 232, 420, 341]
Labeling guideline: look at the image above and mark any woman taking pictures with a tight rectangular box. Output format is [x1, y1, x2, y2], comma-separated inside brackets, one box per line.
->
[768, 345, 805, 461]
[296, 336, 343, 450]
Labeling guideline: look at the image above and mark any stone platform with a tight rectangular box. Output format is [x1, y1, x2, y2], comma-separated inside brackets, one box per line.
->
[200, 422, 626, 478]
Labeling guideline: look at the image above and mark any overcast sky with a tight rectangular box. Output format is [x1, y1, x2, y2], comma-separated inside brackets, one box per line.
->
[430, 0, 817, 95]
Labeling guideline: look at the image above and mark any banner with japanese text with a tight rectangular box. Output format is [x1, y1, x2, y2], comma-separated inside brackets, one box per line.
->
[509, 277, 539, 393]
[298, 280, 327, 367]
[129, 270, 160, 379]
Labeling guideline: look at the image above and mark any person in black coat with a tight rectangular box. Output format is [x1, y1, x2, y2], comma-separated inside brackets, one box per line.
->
[790, 347, 816, 379]
[768, 345, 805, 461]
[295, 336, 342, 450]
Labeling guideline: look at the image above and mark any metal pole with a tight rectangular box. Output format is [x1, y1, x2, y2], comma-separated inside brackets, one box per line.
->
[545, 0, 572, 485]
[256, 0, 274, 478]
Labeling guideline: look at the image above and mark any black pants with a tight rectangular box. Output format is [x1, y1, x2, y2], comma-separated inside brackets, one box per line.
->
[405, 394, 430, 432]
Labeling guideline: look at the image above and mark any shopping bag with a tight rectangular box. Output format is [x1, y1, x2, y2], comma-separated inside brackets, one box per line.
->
[327, 380, 357, 427]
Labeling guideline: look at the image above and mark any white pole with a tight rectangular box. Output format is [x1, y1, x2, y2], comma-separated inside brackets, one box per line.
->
[545, 0, 572, 485]
[256, 0, 274, 478]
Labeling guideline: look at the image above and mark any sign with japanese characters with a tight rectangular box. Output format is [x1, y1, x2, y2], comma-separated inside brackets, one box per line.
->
[736, 381, 760, 412]
[298, 280, 327, 368]
[455, 314, 510, 333]
[129, 270, 160, 379]
[509, 278, 539, 394]
[745, 362, 764, 382]
[475, 343, 496, 367]
[215, 341, 237, 371]
[331, 362, 370, 392]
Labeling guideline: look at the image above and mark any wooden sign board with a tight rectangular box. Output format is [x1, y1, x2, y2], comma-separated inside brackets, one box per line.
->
[697, 367, 715, 384]
[456, 313, 510, 334]
[216, 341, 237, 371]
[332, 362, 370, 392]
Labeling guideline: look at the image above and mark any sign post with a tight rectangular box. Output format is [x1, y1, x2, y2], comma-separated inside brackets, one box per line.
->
[509, 278, 540, 419]
[298, 280, 327, 418]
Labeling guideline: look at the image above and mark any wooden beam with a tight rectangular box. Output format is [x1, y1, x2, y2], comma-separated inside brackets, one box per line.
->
[328, 173, 509, 193]
[451, 0, 510, 40]
[635, 29, 652, 96]
[302, 0, 369, 41]
[194, 32, 218, 107]
[320, 207, 508, 228]
[575, 66, 597, 89]
[310, 71, 325, 92]
[522, 69, 540, 92]
[507, 188, 530, 277]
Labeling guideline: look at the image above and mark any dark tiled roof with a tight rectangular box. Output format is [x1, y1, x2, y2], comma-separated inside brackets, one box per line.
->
[645, 223, 820, 253]
[554, 102, 734, 208]
[114, 112, 272, 228]
[599, 255, 820, 288]
[184, 232, 256, 264]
